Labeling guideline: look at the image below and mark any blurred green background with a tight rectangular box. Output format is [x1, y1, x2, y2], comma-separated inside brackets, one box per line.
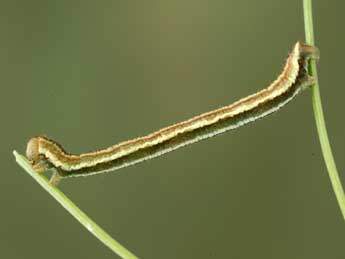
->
[1, 0, 344, 258]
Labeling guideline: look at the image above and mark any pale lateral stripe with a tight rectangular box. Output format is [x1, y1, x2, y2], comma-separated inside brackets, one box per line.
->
[25, 42, 318, 178]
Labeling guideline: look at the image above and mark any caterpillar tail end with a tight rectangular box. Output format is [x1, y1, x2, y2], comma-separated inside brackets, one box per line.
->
[298, 41, 320, 60]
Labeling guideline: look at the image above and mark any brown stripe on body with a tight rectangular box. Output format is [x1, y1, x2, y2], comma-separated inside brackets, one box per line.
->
[25, 42, 318, 178]
[59, 50, 315, 177]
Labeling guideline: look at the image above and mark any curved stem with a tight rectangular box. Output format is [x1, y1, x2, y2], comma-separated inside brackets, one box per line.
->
[303, 0, 345, 220]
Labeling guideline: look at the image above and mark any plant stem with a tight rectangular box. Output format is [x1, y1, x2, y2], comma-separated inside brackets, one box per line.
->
[303, 0, 345, 220]
[13, 151, 140, 259]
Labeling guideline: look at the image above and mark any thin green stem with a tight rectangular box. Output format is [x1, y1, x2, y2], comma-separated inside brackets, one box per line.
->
[13, 151, 140, 259]
[303, 0, 345, 219]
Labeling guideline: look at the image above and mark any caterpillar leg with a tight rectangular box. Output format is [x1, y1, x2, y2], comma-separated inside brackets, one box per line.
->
[31, 161, 49, 173]
[49, 171, 62, 186]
